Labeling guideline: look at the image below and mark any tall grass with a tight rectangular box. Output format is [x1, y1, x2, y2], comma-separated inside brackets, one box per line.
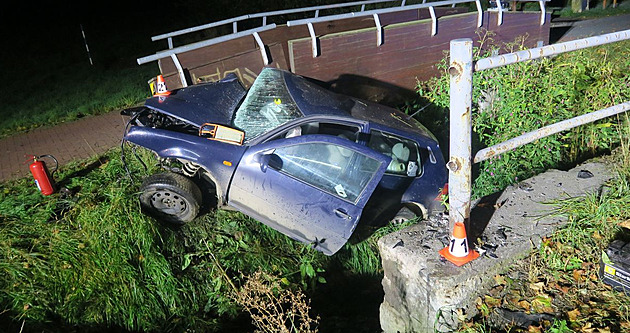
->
[0, 145, 397, 331]
[418, 34, 630, 198]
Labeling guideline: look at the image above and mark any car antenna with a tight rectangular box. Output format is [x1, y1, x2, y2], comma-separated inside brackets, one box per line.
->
[407, 102, 432, 119]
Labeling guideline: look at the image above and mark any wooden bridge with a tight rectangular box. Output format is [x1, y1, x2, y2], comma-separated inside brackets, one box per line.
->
[139, 0, 550, 104]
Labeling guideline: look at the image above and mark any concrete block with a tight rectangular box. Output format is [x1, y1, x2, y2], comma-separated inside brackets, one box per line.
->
[379, 161, 613, 332]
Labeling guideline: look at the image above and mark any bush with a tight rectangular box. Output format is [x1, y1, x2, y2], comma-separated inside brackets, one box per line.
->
[417, 32, 630, 198]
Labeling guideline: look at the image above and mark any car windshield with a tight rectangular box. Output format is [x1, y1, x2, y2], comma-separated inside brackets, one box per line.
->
[232, 69, 302, 141]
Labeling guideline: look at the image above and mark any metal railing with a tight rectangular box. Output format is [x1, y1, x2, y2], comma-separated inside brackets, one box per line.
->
[138, 0, 549, 72]
[152, 0, 406, 49]
[446, 29, 630, 232]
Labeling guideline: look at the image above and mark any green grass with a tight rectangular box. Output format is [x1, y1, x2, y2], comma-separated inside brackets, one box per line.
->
[461, 122, 630, 332]
[0, 146, 398, 331]
[0, 61, 154, 138]
[554, 0, 630, 18]
[418, 35, 630, 199]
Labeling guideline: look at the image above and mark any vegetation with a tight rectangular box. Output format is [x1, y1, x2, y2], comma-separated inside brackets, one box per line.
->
[0, 145, 401, 331]
[418, 33, 630, 198]
[416, 32, 630, 331]
[554, 0, 630, 18]
[2, 1, 630, 331]
[459, 119, 630, 332]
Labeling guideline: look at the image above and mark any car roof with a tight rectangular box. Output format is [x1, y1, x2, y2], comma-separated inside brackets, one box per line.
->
[279, 69, 437, 141]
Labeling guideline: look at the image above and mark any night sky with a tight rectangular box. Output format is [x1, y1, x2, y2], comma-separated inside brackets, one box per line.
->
[0, 0, 347, 75]
[0, 0, 276, 72]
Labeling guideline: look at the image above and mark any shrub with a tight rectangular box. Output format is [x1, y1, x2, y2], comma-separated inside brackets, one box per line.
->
[417, 32, 630, 198]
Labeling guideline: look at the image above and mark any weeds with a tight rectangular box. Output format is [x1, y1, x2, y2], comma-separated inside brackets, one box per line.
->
[0, 143, 401, 331]
[418, 35, 630, 199]
[234, 270, 320, 333]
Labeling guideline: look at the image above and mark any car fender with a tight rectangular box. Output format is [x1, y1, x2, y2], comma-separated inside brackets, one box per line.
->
[401, 143, 448, 215]
[124, 126, 247, 204]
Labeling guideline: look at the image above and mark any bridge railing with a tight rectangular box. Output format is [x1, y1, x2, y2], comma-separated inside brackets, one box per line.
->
[446, 29, 630, 236]
[138, 0, 548, 87]
[151, 0, 405, 49]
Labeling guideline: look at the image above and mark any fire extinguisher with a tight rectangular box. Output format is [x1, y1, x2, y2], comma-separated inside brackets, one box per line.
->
[27, 154, 58, 196]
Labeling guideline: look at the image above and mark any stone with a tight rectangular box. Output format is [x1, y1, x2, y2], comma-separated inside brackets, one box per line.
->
[378, 161, 613, 332]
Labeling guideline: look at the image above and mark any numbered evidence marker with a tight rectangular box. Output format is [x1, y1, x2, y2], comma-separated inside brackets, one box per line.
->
[439, 222, 479, 266]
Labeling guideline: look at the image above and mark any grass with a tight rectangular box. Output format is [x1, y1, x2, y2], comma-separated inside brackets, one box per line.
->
[0, 40, 156, 138]
[1, 2, 630, 331]
[554, 0, 630, 18]
[413, 30, 630, 332]
[461, 121, 630, 332]
[0, 145, 400, 331]
[418, 35, 630, 199]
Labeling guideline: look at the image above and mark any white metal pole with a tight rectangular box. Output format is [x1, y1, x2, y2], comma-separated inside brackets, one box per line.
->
[447, 38, 473, 229]
[80, 24, 93, 66]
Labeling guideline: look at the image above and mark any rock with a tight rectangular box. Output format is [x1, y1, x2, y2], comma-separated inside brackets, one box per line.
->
[379, 161, 613, 332]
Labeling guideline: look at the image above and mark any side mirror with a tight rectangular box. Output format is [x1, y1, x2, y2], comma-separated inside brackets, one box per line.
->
[199, 123, 245, 145]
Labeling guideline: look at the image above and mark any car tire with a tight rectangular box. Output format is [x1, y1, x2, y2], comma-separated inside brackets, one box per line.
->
[139, 172, 202, 225]
[390, 206, 418, 225]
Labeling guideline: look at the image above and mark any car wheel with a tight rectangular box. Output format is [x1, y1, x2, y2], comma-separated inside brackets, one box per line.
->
[390, 206, 418, 225]
[139, 172, 202, 225]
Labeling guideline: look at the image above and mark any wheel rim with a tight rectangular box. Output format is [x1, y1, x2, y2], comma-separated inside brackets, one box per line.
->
[150, 190, 188, 216]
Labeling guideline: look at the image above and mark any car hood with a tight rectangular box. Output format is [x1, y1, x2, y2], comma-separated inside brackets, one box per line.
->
[145, 74, 246, 127]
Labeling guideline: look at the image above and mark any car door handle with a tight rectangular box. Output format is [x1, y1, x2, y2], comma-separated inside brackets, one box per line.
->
[334, 208, 352, 220]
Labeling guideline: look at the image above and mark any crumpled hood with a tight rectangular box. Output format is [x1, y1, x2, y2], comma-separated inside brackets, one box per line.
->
[145, 74, 246, 127]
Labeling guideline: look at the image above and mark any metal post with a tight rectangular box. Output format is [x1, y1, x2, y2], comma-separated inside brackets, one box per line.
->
[307, 22, 319, 58]
[475, 0, 483, 27]
[170, 54, 188, 87]
[252, 32, 270, 65]
[495, 0, 503, 25]
[447, 39, 473, 230]
[373, 13, 383, 46]
[429, 6, 437, 36]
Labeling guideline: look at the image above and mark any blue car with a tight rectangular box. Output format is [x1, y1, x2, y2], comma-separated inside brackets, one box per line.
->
[122, 68, 447, 255]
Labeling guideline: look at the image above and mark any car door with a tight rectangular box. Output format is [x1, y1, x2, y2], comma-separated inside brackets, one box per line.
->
[228, 134, 391, 255]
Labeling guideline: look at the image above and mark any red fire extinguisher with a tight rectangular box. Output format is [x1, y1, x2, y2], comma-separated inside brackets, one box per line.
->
[27, 154, 58, 196]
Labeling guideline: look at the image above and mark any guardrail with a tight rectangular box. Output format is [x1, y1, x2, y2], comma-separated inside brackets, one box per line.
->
[152, 0, 404, 49]
[138, 0, 549, 82]
[446, 29, 630, 234]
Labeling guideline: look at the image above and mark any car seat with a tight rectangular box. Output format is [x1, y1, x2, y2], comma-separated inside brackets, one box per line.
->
[387, 143, 409, 173]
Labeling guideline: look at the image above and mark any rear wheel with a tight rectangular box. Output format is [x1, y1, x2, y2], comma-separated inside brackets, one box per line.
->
[139, 172, 202, 225]
[390, 206, 419, 225]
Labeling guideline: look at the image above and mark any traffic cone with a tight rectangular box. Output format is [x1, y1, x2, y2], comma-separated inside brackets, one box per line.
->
[439, 222, 479, 266]
[154, 75, 171, 96]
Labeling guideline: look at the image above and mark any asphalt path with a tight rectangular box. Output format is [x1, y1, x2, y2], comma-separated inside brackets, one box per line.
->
[552, 13, 630, 42]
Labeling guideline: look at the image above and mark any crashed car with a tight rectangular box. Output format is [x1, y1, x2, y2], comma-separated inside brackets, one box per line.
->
[122, 68, 447, 255]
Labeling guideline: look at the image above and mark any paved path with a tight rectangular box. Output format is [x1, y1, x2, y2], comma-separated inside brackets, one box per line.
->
[555, 13, 630, 42]
[0, 112, 127, 181]
[1, 14, 629, 183]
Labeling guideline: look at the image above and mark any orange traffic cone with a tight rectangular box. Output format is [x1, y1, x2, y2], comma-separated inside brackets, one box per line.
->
[439, 222, 479, 266]
[154, 75, 171, 96]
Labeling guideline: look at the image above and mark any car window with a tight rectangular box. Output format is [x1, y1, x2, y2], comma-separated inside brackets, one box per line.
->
[368, 130, 422, 177]
[268, 121, 360, 142]
[232, 69, 302, 141]
[268, 142, 382, 203]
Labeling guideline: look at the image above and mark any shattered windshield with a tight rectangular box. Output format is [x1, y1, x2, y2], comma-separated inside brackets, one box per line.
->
[232, 69, 302, 141]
